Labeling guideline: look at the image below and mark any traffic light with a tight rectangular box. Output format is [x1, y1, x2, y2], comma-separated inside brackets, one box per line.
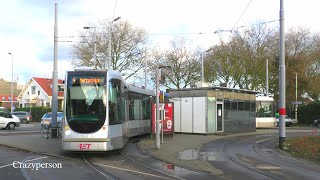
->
[159, 90, 164, 103]
[160, 74, 166, 84]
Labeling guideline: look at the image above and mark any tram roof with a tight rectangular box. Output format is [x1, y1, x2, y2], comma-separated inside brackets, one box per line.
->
[168, 86, 259, 95]
[128, 85, 155, 96]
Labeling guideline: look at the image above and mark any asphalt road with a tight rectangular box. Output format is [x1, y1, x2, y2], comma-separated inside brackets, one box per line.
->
[0, 141, 190, 180]
[0, 123, 40, 134]
[200, 132, 320, 180]
[0, 145, 105, 180]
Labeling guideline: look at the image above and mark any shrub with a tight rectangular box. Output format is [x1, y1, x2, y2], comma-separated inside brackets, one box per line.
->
[297, 102, 320, 125]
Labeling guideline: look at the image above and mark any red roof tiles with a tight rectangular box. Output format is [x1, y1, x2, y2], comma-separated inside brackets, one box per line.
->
[33, 77, 64, 97]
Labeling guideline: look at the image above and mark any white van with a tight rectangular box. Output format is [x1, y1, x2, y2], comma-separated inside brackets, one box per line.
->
[0, 107, 20, 130]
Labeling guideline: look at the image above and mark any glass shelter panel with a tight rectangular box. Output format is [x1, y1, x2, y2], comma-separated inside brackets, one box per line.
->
[223, 99, 255, 133]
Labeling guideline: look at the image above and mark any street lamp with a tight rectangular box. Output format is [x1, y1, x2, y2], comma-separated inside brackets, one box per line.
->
[8, 52, 13, 113]
[107, 17, 121, 69]
[201, 48, 213, 82]
[155, 64, 171, 149]
[214, 29, 233, 34]
[84, 26, 97, 69]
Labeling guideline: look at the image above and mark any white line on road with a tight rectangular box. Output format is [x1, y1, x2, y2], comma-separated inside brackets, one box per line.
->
[0, 131, 39, 134]
[256, 165, 282, 170]
[0, 156, 48, 169]
[93, 162, 173, 179]
[256, 138, 274, 144]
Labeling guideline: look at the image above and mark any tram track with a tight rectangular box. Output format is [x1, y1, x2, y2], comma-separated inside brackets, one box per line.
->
[253, 137, 320, 177]
[118, 143, 184, 180]
[219, 137, 278, 180]
[81, 141, 179, 180]
[82, 154, 119, 180]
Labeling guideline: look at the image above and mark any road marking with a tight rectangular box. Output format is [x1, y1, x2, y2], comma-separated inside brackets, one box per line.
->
[24, 156, 48, 163]
[256, 138, 274, 144]
[0, 131, 39, 134]
[0, 156, 48, 169]
[94, 162, 173, 179]
[256, 165, 282, 170]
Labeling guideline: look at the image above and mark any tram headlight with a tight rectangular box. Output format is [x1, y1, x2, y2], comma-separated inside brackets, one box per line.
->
[65, 125, 71, 135]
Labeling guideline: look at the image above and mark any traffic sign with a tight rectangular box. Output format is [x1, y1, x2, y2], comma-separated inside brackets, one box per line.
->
[291, 101, 302, 105]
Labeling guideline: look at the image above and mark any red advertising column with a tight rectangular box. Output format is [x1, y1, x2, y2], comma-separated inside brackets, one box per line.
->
[151, 102, 174, 136]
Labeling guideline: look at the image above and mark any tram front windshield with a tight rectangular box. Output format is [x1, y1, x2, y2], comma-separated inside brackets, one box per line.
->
[66, 73, 106, 133]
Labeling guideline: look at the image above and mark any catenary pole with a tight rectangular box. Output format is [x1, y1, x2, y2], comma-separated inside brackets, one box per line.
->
[155, 64, 160, 149]
[279, 0, 286, 149]
[51, 2, 59, 138]
[266, 59, 269, 96]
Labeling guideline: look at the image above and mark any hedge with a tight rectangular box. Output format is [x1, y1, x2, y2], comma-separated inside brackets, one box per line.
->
[297, 102, 320, 125]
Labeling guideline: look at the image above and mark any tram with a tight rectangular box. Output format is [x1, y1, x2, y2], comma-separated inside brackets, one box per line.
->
[62, 69, 154, 151]
[256, 95, 276, 128]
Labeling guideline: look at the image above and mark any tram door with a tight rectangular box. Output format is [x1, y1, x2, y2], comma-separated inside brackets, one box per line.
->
[216, 102, 223, 132]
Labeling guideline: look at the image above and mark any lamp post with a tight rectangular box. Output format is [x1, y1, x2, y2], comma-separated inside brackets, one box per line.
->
[8, 52, 13, 113]
[107, 17, 121, 69]
[295, 73, 298, 122]
[84, 26, 97, 69]
[266, 59, 269, 96]
[155, 64, 171, 149]
[201, 48, 213, 82]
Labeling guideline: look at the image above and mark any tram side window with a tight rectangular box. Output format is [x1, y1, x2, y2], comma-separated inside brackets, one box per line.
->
[129, 99, 141, 120]
[142, 97, 151, 120]
[109, 79, 122, 125]
[130, 92, 149, 120]
[256, 101, 274, 117]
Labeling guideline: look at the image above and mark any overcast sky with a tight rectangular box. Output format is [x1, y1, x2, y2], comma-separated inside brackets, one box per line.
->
[0, 0, 319, 84]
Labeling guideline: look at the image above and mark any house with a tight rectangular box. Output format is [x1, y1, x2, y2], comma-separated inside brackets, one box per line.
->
[0, 78, 20, 109]
[17, 77, 64, 109]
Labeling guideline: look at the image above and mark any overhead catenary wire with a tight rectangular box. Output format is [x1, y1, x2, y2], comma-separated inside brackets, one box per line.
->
[232, 0, 254, 31]
[148, 19, 278, 36]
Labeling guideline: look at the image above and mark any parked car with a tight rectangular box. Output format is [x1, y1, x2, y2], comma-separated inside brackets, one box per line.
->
[41, 112, 64, 126]
[12, 111, 32, 124]
[0, 107, 20, 130]
[276, 115, 293, 127]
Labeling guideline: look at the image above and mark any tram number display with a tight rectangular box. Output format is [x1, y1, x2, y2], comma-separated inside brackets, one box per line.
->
[78, 143, 92, 150]
[72, 77, 102, 84]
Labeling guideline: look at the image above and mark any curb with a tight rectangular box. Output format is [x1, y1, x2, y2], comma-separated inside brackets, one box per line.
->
[0, 143, 77, 162]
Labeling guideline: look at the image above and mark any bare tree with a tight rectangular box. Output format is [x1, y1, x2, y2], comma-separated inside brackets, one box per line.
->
[71, 20, 148, 81]
[150, 38, 201, 89]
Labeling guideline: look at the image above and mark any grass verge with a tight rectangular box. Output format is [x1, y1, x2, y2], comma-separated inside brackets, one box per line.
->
[284, 135, 320, 163]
